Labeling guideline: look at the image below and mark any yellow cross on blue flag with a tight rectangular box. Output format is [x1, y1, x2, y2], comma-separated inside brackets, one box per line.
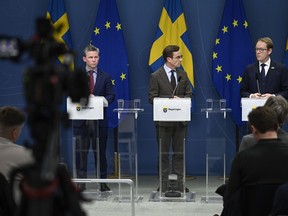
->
[46, 0, 73, 68]
[149, 0, 194, 89]
[212, 0, 254, 125]
[91, 0, 130, 128]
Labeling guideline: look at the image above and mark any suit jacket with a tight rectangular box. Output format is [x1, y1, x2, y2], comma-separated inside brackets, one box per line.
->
[148, 66, 192, 126]
[73, 69, 115, 135]
[239, 128, 288, 152]
[224, 138, 288, 205]
[240, 61, 288, 99]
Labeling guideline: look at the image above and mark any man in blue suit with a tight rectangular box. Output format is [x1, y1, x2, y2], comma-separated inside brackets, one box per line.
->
[241, 37, 288, 99]
[73, 45, 115, 192]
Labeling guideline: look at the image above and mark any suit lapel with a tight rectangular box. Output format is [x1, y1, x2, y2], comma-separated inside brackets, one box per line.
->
[94, 71, 104, 93]
[159, 68, 174, 92]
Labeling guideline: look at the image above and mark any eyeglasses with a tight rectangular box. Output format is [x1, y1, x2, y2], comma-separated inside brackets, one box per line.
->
[172, 55, 183, 59]
[255, 48, 268, 53]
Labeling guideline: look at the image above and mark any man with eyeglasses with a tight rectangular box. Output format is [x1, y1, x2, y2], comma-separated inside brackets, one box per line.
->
[241, 37, 288, 99]
[148, 45, 193, 194]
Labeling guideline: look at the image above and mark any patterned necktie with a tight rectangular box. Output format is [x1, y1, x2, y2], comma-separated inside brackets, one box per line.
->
[89, 70, 94, 94]
[170, 70, 176, 90]
[260, 63, 266, 80]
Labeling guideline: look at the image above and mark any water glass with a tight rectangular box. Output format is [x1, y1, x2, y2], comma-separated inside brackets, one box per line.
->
[206, 99, 213, 110]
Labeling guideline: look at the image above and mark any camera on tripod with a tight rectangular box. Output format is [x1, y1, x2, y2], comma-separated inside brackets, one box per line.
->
[0, 17, 89, 216]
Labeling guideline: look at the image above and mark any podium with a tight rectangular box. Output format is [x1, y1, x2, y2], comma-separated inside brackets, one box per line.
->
[113, 99, 144, 202]
[149, 97, 195, 202]
[67, 96, 110, 200]
[241, 98, 266, 121]
[201, 99, 231, 203]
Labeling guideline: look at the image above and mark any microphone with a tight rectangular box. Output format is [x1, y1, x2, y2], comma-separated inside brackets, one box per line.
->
[255, 73, 261, 94]
[171, 76, 182, 98]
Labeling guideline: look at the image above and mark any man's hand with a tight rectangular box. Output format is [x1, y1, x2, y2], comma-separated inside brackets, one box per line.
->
[250, 93, 262, 98]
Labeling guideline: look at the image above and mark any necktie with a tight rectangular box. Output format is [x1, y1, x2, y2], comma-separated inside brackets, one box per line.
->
[89, 70, 94, 94]
[260, 63, 266, 80]
[170, 70, 176, 90]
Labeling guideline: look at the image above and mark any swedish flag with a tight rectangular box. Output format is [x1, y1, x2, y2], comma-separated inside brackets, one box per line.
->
[91, 0, 130, 128]
[46, 0, 73, 68]
[149, 0, 194, 89]
[212, 0, 254, 126]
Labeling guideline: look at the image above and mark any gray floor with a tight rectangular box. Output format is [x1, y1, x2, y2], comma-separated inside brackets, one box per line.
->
[80, 176, 224, 216]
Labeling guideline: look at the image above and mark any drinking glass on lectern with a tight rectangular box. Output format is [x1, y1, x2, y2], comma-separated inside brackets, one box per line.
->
[133, 99, 140, 109]
[118, 99, 124, 109]
[220, 99, 226, 110]
[206, 99, 213, 110]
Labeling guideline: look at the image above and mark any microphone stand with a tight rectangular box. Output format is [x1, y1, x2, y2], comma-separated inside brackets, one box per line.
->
[171, 76, 182, 98]
[256, 73, 261, 95]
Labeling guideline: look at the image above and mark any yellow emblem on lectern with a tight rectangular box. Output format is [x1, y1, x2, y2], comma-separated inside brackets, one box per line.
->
[163, 106, 168, 113]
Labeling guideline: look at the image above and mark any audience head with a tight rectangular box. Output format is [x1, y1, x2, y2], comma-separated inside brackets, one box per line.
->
[264, 95, 288, 127]
[248, 106, 278, 134]
[0, 106, 26, 142]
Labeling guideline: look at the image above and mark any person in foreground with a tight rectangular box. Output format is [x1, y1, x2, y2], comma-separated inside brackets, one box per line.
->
[148, 45, 193, 193]
[73, 45, 115, 192]
[220, 106, 288, 216]
[0, 106, 34, 216]
[239, 95, 288, 151]
[0, 106, 34, 180]
[240, 37, 288, 99]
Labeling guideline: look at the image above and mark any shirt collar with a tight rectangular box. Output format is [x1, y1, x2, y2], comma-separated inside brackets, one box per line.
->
[259, 58, 271, 68]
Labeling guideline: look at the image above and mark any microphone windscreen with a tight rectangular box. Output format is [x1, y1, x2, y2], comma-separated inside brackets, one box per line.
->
[177, 76, 182, 82]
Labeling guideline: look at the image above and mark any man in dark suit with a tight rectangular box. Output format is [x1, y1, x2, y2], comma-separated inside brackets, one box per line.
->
[148, 45, 193, 193]
[240, 37, 288, 99]
[73, 45, 115, 192]
[222, 106, 288, 215]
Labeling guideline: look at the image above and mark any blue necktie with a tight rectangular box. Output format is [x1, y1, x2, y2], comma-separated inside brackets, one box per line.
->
[260, 63, 266, 80]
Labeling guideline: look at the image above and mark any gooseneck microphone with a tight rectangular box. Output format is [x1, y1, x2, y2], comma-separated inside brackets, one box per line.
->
[255, 73, 261, 94]
[171, 76, 182, 98]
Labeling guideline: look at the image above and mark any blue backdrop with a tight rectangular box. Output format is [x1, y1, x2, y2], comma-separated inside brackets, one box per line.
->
[1, 0, 288, 176]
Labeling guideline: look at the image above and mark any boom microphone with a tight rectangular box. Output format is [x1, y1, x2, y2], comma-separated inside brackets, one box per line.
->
[171, 76, 182, 98]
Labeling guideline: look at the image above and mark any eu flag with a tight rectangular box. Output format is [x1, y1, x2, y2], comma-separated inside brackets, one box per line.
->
[91, 0, 130, 128]
[149, 0, 194, 93]
[212, 0, 254, 126]
[46, 0, 74, 68]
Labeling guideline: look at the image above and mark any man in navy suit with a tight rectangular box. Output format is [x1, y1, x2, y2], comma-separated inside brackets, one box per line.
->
[241, 37, 288, 99]
[73, 45, 115, 192]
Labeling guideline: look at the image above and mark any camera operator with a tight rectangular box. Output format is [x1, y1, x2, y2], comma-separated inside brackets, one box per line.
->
[0, 106, 34, 180]
[0, 106, 34, 216]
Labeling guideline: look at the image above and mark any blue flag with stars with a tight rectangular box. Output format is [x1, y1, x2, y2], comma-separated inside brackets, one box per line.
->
[46, 0, 74, 68]
[149, 0, 195, 105]
[212, 0, 254, 126]
[91, 0, 130, 128]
